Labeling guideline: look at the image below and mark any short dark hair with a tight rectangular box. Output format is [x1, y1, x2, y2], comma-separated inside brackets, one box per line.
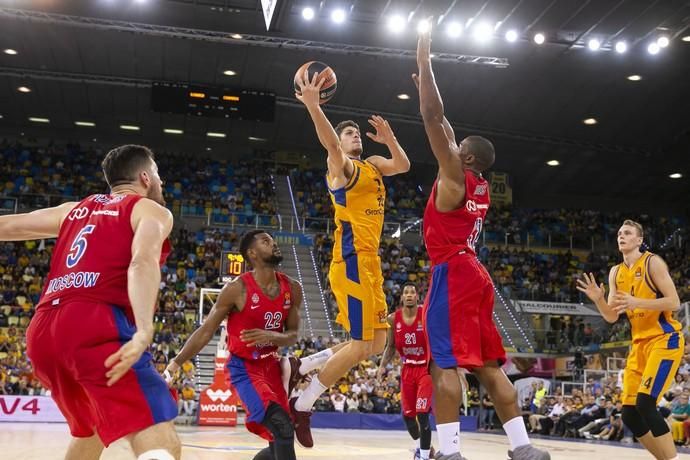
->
[101, 145, 155, 188]
[239, 229, 268, 261]
[335, 120, 359, 138]
[401, 282, 417, 292]
[464, 135, 495, 172]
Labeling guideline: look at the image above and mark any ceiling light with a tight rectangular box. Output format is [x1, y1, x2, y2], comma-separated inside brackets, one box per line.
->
[302, 7, 315, 21]
[657, 36, 670, 48]
[331, 9, 346, 24]
[583, 118, 597, 125]
[397, 94, 410, 100]
[473, 22, 493, 42]
[75, 121, 95, 127]
[3, 49, 17, 55]
[533, 33, 545, 45]
[223, 70, 237, 76]
[682, 36, 690, 42]
[647, 42, 660, 54]
[626, 74, 641, 81]
[206, 147, 212, 151]
[28, 117, 49, 123]
[231, 34, 243, 39]
[446, 21, 462, 38]
[120, 124, 140, 131]
[669, 173, 682, 179]
[387, 15, 406, 33]
[207, 132, 226, 138]
[0, 114, 3, 119]
[614, 41, 627, 53]
[164, 128, 183, 134]
[17, 86, 31, 93]
[546, 160, 560, 166]
[587, 38, 600, 51]
[248, 136, 266, 142]
[505, 30, 518, 42]
[417, 19, 431, 34]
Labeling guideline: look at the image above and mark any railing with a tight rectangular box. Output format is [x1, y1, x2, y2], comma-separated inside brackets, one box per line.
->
[0, 196, 17, 214]
[3, 193, 684, 252]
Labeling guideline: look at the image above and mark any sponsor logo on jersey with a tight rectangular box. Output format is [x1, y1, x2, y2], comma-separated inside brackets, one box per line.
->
[365, 208, 385, 216]
[396, 322, 402, 330]
[283, 292, 291, 309]
[466, 200, 477, 212]
[417, 322, 424, 331]
[635, 267, 642, 278]
[474, 184, 487, 196]
[67, 207, 89, 221]
[90, 194, 126, 205]
[252, 293, 260, 304]
[91, 210, 119, 217]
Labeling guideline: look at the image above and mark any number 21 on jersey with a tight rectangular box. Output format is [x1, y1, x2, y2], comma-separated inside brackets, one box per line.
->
[66, 225, 96, 268]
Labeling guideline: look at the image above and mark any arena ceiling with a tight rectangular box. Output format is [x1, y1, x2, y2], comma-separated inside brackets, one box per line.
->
[0, 0, 688, 210]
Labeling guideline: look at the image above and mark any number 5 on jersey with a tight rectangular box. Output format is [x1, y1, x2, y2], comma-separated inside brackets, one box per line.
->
[66, 225, 96, 268]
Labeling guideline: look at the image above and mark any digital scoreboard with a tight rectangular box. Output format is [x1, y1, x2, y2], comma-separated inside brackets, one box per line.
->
[220, 251, 246, 283]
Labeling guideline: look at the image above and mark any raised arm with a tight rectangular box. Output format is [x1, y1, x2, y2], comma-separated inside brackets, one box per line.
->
[0, 201, 78, 241]
[295, 70, 353, 182]
[576, 269, 620, 323]
[365, 116, 411, 176]
[415, 26, 464, 186]
[105, 198, 173, 385]
[612, 255, 680, 313]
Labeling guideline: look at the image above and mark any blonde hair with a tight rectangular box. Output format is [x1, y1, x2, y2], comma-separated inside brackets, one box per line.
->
[622, 219, 644, 238]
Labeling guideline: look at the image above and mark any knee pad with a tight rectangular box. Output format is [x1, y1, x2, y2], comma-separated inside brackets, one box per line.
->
[262, 403, 295, 442]
[137, 450, 175, 460]
[636, 393, 669, 437]
[621, 405, 650, 438]
[404, 415, 421, 439]
[417, 413, 431, 432]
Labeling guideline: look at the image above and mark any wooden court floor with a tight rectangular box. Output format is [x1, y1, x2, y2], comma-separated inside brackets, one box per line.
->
[3, 422, 689, 459]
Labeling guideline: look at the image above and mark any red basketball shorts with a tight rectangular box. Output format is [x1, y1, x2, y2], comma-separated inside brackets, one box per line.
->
[226, 354, 290, 441]
[26, 301, 177, 446]
[423, 254, 506, 370]
[400, 364, 433, 418]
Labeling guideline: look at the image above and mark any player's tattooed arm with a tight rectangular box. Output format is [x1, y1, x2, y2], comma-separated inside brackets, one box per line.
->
[376, 313, 396, 379]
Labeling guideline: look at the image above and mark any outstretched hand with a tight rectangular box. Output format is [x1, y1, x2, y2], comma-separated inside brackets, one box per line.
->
[365, 115, 396, 145]
[294, 69, 325, 108]
[417, 17, 432, 64]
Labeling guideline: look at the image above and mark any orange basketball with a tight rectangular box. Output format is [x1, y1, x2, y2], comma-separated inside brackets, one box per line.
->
[294, 61, 337, 104]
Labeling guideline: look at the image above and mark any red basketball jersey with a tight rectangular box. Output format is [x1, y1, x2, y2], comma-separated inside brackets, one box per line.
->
[227, 271, 293, 360]
[393, 307, 428, 366]
[423, 171, 490, 264]
[37, 194, 171, 321]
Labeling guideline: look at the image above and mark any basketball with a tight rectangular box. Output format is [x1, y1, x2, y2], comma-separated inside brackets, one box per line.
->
[294, 61, 337, 104]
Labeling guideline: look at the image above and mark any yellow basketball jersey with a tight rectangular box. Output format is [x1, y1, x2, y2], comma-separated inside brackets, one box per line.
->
[614, 251, 681, 341]
[328, 159, 385, 262]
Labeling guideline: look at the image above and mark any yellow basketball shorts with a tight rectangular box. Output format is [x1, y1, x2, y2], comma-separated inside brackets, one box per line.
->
[622, 331, 684, 405]
[329, 253, 387, 341]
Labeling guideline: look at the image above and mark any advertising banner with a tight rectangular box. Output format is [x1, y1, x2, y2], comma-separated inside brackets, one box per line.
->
[198, 356, 241, 426]
[0, 395, 66, 422]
